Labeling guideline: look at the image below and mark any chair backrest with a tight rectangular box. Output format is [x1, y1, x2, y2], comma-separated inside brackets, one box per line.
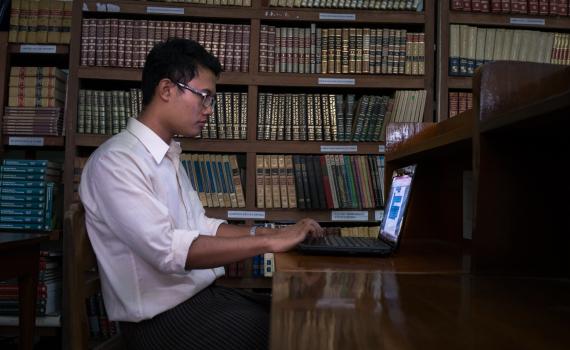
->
[64, 202, 126, 350]
[64, 202, 95, 349]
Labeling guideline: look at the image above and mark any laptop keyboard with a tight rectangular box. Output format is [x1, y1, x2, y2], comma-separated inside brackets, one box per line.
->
[303, 235, 386, 248]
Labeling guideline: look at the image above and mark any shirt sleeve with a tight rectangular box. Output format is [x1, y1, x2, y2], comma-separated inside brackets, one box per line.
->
[83, 150, 197, 275]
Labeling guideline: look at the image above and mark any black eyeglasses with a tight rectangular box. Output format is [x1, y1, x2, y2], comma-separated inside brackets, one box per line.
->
[175, 82, 216, 109]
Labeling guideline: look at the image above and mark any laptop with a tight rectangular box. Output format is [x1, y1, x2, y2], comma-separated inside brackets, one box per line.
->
[297, 164, 417, 256]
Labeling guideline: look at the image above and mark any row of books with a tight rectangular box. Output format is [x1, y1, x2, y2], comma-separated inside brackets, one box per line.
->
[256, 154, 385, 210]
[257, 93, 393, 142]
[0, 159, 62, 231]
[77, 89, 142, 135]
[86, 292, 119, 340]
[449, 25, 569, 77]
[2, 106, 64, 136]
[200, 92, 247, 140]
[131, 0, 251, 5]
[8, 66, 67, 108]
[8, 0, 73, 44]
[449, 91, 473, 118]
[260, 25, 425, 75]
[81, 18, 250, 71]
[0, 251, 61, 317]
[268, 0, 424, 10]
[180, 154, 246, 208]
[451, 0, 569, 15]
[225, 252, 274, 278]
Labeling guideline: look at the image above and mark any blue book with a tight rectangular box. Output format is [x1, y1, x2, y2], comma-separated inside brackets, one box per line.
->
[0, 208, 44, 216]
[0, 180, 46, 188]
[1, 160, 61, 169]
[0, 187, 45, 195]
[0, 200, 45, 209]
[0, 223, 44, 230]
[0, 194, 44, 202]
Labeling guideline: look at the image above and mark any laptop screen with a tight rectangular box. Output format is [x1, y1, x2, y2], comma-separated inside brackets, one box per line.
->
[379, 165, 416, 245]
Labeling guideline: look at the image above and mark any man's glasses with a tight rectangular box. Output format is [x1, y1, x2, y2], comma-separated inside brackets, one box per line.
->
[175, 82, 216, 109]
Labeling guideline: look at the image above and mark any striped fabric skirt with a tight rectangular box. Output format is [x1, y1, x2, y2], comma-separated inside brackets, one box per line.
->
[120, 285, 270, 350]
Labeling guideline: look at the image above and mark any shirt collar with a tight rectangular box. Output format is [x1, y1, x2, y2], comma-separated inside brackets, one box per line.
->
[126, 118, 181, 164]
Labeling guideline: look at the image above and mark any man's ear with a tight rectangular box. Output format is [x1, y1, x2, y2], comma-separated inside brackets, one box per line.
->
[157, 79, 175, 102]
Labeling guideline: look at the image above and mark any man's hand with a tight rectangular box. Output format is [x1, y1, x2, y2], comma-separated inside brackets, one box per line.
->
[267, 218, 324, 253]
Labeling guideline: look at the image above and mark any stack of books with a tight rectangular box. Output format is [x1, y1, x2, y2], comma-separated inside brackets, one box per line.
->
[0, 251, 62, 317]
[4, 66, 67, 136]
[0, 159, 62, 231]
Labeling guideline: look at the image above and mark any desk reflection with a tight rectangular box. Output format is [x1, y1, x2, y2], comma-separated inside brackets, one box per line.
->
[271, 271, 570, 350]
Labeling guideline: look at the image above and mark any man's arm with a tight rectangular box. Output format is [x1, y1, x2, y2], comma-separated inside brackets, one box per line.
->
[185, 218, 322, 269]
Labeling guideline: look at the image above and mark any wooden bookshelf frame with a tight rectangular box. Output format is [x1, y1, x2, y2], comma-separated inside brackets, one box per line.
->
[437, 1, 570, 121]
[388, 60, 570, 278]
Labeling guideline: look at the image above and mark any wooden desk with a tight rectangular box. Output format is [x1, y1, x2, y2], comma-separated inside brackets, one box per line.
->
[0, 233, 49, 350]
[270, 269, 570, 350]
[276, 240, 468, 274]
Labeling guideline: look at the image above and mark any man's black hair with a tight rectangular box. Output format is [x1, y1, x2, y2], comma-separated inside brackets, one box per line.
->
[141, 38, 223, 108]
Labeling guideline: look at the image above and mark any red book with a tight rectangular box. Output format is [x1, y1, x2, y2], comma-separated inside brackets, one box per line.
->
[528, 0, 539, 13]
[451, 0, 464, 10]
[559, 0, 569, 16]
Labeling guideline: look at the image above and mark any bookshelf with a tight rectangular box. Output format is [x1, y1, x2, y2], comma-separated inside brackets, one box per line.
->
[63, 0, 436, 218]
[0, 18, 68, 345]
[437, 0, 570, 121]
[386, 60, 570, 278]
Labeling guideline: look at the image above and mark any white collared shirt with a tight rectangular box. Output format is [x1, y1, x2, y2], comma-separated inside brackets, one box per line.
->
[79, 118, 226, 322]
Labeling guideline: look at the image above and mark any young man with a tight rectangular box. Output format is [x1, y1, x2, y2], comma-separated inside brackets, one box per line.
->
[79, 38, 323, 349]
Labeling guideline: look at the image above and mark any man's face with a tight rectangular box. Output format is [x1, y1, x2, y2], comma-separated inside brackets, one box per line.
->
[169, 66, 217, 138]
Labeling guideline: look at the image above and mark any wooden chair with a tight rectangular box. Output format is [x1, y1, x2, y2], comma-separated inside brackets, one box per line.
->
[64, 202, 125, 349]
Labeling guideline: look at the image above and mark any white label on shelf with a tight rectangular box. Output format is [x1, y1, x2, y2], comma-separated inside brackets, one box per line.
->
[82, 3, 88, 11]
[20, 45, 57, 54]
[320, 145, 357, 153]
[106, 4, 120, 12]
[8, 137, 44, 147]
[227, 210, 266, 220]
[509, 17, 545, 26]
[378, 145, 385, 153]
[146, 6, 184, 14]
[92, 3, 120, 12]
[374, 210, 384, 221]
[319, 13, 356, 21]
[318, 78, 355, 85]
[331, 211, 369, 221]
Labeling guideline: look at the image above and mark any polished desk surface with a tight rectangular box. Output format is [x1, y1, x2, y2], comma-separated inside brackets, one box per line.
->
[270, 271, 570, 350]
[272, 240, 570, 349]
[277, 240, 469, 273]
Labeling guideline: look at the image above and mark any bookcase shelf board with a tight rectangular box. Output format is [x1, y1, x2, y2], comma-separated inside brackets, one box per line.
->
[82, 0, 256, 19]
[447, 76, 472, 89]
[78, 67, 254, 85]
[8, 44, 70, 55]
[205, 207, 382, 222]
[255, 74, 428, 88]
[260, 9, 426, 23]
[2, 136, 66, 147]
[449, 12, 570, 30]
